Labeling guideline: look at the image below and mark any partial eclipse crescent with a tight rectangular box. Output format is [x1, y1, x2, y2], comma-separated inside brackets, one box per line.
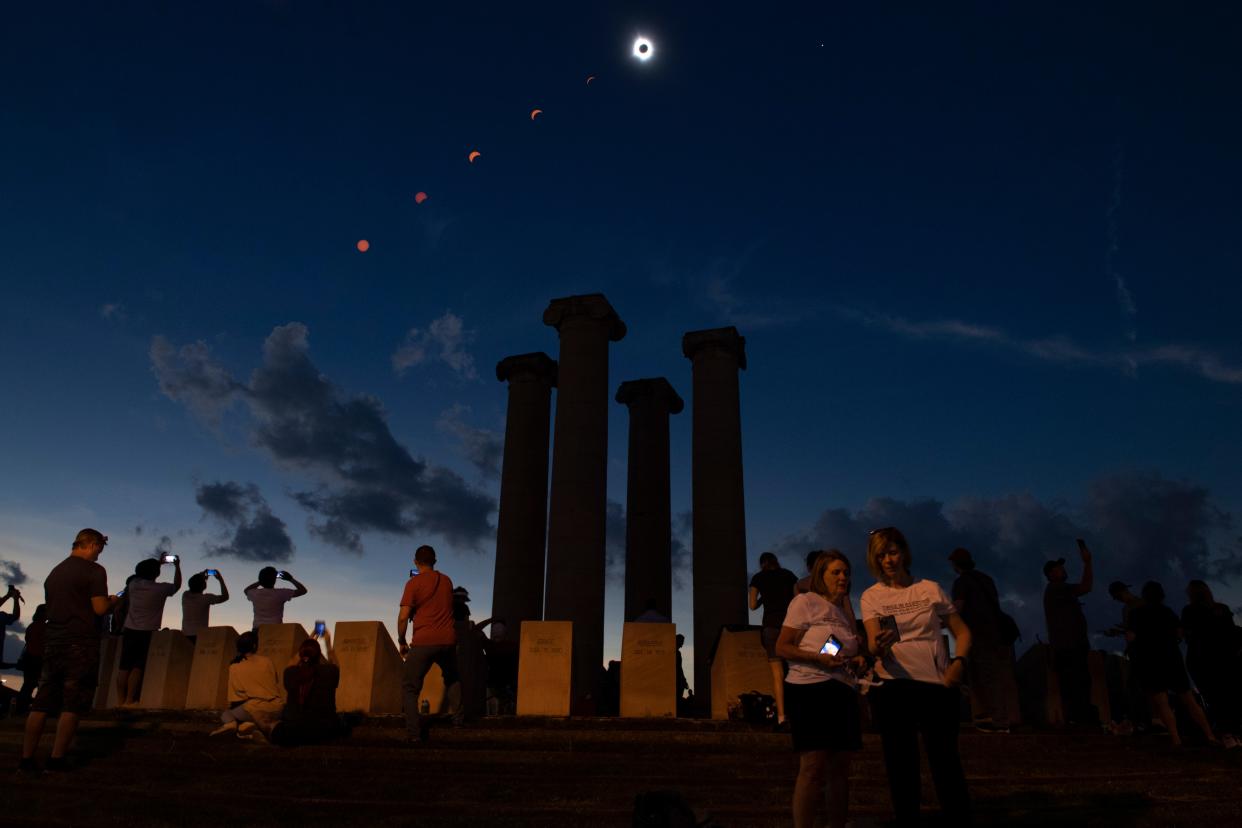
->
[468, 150, 481, 163]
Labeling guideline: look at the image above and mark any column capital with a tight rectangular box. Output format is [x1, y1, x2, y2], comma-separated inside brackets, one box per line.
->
[681, 327, 747, 370]
[615, 377, 684, 414]
[496, 352, 558, 385]
[543, 293, 627, 341]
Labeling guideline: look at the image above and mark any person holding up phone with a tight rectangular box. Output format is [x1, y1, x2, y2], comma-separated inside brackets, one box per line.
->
[243, 566, 308, 633]
[181, 569, 230, 643]
[861, 527, 972, 825]
[117, 555, 182, 706]
[1042, 539, 1098, 727]
[775, 550, 865, 828]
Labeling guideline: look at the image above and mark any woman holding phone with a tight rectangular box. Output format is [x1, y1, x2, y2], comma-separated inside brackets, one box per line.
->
[861, 527, 972, 825]
[775, 550, 865, 828]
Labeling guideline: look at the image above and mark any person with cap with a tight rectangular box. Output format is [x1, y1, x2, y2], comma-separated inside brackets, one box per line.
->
[396, 544, 462, 742]
[1042, 539, 1098, 726]
[20, 529, 119, 773]
[949, 547, 1018, 732]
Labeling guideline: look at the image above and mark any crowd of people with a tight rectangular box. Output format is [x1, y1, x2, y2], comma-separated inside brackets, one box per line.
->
[10, 524, 1242, 828]
[750, 530, 1242, 827]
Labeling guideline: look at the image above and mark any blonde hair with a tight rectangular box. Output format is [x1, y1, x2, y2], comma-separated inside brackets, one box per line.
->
[866, 527, 911, 583]
[809, 549, 850, 599]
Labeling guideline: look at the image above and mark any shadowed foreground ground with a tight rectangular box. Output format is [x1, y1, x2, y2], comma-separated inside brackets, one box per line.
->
[3, 713, 1240, 826]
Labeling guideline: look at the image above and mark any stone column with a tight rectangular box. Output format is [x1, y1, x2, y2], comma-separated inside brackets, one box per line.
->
[615, 377, 683, 623]
[543, 293, 626, 714]
[682, 327, 747, 711]
[491, 352, 558, 634]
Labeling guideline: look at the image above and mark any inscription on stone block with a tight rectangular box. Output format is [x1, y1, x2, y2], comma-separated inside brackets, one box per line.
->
[334, 621, 403, 714]
[256, 623, 309, 701]
[138, 630, 195, 709]
[620, 622, 676, 718]
[185, 627, 239, 710]
[710, 628, 771, 720]
[517, 620, 572, 717]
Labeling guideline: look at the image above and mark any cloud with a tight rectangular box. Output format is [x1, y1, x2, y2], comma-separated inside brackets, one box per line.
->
[153, 535, 174, 558]
[154, 323, 496, 554]
[845, 309, 1242, 386]
[100, 302, 127, 322]
[391, 311, 478, 380]
[195, 481, 296, 562]
[0, 559, 27, 587]
[764, 471, 1242, 648]
[149, 336, 242, 425]
[436, 405, 503, 480]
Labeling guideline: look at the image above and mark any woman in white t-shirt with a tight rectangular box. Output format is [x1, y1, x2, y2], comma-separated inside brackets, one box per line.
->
[860, 527, 973, 825]
[775, 550, 865, 828]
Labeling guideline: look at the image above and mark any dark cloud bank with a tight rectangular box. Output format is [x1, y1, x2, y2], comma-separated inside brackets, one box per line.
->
[1, 559, 28, 587]
[194, 481, 296, 562]
[153, 323, 495, 555]
[765, 471, 1242, 646]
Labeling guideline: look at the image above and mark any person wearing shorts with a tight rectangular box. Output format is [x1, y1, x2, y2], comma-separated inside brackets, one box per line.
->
[117, 557, 181, 705]
[748, 552, 798, 725]
[20, 529, 119, 772]
[776, 550, 863, 828]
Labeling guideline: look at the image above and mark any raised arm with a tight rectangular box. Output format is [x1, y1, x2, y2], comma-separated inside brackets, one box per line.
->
[283, 572, 309, 597]
[170, 559, 183, 592]
[243, 581, 262, 594]
[1072, 540, 1093, 597]
[215, 571, 230, 602]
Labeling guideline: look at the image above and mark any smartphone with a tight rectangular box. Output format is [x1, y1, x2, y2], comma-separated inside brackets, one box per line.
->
[879, 615, 901, 642]
[409, 568, 419, 577]
[276, 570, 287, 580]
[314, 620, 326, 636]
[116, 587, 127, 598]
[206, 569, 218, 576]
[820, 634, 843, 657]
[160, 553, 178, 564]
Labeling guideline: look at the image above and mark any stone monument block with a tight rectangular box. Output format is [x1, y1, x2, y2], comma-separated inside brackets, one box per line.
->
[619, 622, 676, 718]
[334, 621, 403, 714]
[709, 627, 770, 720]
[517, 620, 573, 717]
[137, 630, 195, 709]
[94, 636, 122, 709]
[256, 623, 309, 701]
[185, 627, 239, 710]
[1088, 649, 1112, 724]
[1015, 642, 1063, 726]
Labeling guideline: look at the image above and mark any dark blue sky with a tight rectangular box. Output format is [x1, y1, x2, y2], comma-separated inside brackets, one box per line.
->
[3, 2, 1241, 673]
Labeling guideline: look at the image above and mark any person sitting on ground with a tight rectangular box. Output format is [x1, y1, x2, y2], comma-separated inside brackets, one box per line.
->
[117, 556, 181, 706]
[181, 569, 229, 643]
[1181, 580, 1242, 748]
[1128, 580, 1219, 747]
[15, 604, 47, 715]
[244, 566, 307, 632]
[211, 631, 283, 740]
[272, 633, 344, 746]
[776, 550, 866, 828]
[749, 552, 799, 727]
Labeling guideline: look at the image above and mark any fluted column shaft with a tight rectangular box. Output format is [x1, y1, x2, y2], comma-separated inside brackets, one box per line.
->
[683, 327, 748, 712]
[543, 294, 626, 714]
[616, 378, 683, 623]
[491, 353, 557, 635]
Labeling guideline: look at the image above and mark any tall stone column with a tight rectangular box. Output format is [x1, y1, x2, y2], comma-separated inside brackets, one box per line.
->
[543, 293, 626, 713]
[682, 327, 747, 711]
[615, 378, 683, 623]
[491, 353, 558, 635]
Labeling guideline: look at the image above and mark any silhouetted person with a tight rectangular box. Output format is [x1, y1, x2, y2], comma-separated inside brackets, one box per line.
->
[795, 549, 829, 595]
[15, 604, 47, 715]
[776, 551, 864, 828]
[1129, 581, 1218, 747]
[1181, 580, 1242, 747]
[1105, 581, 1148, 732]
[1042, 540, 1097, 725]
[0, 584, 22, 667]
[19, 529, 119, 773]
[452, 586, 488, 722]
[211, 631, 282, 740]
[480, 619, 518, 715]
[181, 569, 229, 642]
[272, 634, 344, 746]
[117, 556, 181, 706]
[675, 633, 690, 712]
[244, 566, 307, 631]
[949, 547, 1018, 732]
[749, 551, 798, 726]
[397, 545, 462, 742]
[861, 527, 972, 826]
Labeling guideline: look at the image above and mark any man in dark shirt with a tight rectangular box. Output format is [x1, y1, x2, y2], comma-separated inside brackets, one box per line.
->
[950, 547, 1018, 732]
[1042, 540, 1097, 726]
[19, 528, 119, 772]
[748, 552, 797, 726]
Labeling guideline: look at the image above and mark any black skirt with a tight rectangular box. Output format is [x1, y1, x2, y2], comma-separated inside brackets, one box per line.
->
[784, 678, 862, 753]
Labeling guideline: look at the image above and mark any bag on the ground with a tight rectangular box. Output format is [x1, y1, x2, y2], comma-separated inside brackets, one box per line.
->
[735, 691, 776, 725]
